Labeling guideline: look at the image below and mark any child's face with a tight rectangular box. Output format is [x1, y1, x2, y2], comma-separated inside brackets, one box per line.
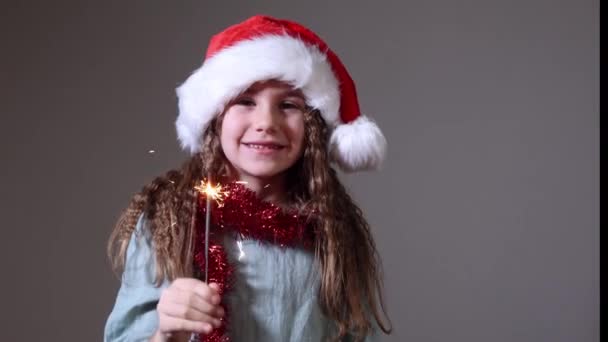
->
[220, 80, 307, 186]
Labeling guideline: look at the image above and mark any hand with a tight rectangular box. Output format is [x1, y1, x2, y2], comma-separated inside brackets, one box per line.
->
[155, 278, 224, 338]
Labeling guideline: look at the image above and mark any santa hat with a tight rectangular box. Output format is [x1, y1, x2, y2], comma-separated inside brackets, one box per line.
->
[176, 15, 386, 172]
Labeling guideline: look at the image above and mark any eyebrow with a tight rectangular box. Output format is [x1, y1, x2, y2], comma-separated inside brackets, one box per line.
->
[285, 89, 306, 99]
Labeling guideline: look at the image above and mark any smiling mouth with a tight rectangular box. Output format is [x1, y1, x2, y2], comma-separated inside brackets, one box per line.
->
[243, 143, 285, 150]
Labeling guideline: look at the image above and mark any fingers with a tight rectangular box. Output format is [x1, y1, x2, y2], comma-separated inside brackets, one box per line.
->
[157, 278, 226, 335]
[162, 285, 224, 318]
[173, 279, 222, 305]
[159, 300, 223, 328]
[158, 315, 214, 335]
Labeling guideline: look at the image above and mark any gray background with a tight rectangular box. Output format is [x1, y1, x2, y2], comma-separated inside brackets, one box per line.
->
[0, 0, 598, 341]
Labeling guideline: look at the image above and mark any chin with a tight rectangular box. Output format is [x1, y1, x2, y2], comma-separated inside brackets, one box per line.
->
[245, 170, 284, 179]
[241, 166, 290, 180]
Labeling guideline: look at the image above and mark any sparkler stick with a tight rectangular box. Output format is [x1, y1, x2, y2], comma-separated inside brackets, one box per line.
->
[204, 192, 211, 283]
[194, 179, 228, 283]
[191, 180, 230, 342]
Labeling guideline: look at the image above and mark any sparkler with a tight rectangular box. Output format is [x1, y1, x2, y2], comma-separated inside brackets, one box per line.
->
[191, 181, 231, 342]
[194, 179, 229, 283]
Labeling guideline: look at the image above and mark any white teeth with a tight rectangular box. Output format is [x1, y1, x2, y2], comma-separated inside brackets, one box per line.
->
[247, 144, 280, 150]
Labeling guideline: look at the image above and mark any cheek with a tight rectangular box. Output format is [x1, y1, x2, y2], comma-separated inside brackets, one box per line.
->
[219, 127, 229, 151]
[220, 115, 242, 145]
[219, 126, 230, 145]
[219, 120, 242, 163]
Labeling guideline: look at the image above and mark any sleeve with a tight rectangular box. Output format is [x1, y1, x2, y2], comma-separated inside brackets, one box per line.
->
[104, 215, 169, 342]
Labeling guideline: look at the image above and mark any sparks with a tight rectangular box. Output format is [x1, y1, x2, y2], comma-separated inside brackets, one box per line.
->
[194, 180, 229, 207]
[236, 240, 246, 261]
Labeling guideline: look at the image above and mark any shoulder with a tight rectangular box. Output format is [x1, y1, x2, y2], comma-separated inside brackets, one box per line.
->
[140, 176, 195, 218]
[122, 214, 158, 285]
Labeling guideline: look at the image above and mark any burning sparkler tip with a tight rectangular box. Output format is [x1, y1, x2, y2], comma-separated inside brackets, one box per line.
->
[194, 180, 229, 206]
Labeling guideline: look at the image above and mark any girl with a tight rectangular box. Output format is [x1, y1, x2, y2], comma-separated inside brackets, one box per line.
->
[105, 15, 391, 342]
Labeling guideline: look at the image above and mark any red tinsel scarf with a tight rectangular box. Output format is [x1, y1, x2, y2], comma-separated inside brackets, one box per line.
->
[193, 182, 315, 341]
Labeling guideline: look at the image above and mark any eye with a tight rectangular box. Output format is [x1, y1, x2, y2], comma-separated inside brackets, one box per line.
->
[280, 101, 304, 111]
[234, 97, 255, 107]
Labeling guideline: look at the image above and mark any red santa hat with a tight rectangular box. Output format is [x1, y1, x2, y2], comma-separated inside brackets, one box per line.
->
[176, 15, 387, 172]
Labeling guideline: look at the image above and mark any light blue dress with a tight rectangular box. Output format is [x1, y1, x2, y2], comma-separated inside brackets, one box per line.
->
[104, 215, 377, 341]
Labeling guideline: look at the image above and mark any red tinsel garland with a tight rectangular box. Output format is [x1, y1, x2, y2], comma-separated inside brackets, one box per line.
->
[193, 182, 315, 341]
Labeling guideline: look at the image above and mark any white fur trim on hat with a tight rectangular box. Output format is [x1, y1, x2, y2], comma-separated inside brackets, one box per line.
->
[329, 115, 387, 172]
[176, 34, 340, 154]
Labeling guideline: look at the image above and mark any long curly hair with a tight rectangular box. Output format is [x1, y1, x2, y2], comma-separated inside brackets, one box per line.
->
[107, 109, 392, 340]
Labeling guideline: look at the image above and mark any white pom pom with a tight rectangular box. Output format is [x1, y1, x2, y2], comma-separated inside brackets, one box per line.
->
[329, 116, 387, 172]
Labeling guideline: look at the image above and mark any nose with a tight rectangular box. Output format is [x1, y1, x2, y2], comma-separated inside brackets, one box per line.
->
[253, 103, 279, 133]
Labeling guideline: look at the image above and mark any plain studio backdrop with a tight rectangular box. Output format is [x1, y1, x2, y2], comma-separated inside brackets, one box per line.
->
[0, 0, 598, 341]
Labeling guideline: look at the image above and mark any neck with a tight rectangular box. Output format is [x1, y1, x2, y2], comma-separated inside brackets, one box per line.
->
[235, 174, 287, 205]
